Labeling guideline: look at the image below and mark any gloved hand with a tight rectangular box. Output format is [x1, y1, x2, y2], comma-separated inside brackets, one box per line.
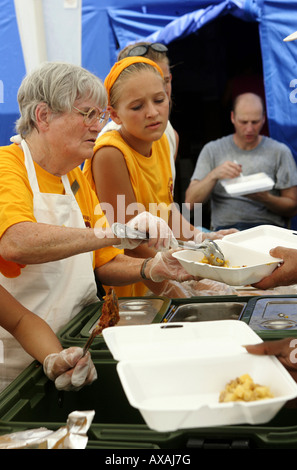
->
[156, 279, 237, 297]
[195, 228, 238, 242]
[114, 212, 178, 251]
[147, 249, 198, 282]
[43, 347, 97, 391]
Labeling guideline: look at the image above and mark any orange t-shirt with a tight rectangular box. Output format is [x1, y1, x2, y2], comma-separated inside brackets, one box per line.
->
[0, 143, 122, 278]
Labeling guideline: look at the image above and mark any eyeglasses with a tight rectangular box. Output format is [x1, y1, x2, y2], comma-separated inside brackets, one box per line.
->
[127, 43, 168, 58]
[73, 106, 109, 126]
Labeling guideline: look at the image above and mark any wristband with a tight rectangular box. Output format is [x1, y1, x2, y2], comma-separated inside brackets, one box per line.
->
[140, 257, 153, 280]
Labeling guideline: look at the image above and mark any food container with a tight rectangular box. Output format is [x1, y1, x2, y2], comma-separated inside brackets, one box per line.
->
[172, 240, 281, 286]
[103, 321, 297, 432]
[223, 225, 297, 253]
[221, 172, 274, 196]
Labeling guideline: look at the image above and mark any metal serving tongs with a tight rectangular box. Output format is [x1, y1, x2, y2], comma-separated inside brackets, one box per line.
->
[176, 239, 225, 266]
[111, 222, 225, 267]
[83, 288, 120, 356]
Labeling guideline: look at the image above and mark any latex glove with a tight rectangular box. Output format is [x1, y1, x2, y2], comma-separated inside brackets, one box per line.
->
[43, 347, 97, 391]
[155, 279, 237, 298]
[147, 249, 197, 282]
[114, 212, 178, 251]
[195, 228, 238, 242]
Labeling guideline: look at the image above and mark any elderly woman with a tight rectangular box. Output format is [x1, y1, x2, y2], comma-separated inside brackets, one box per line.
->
[0, 61, 193, 389]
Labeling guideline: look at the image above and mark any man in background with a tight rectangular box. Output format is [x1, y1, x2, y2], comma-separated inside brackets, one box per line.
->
[185, 92, 297, 230]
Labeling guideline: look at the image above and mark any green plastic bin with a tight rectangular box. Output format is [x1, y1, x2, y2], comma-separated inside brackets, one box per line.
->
[1, 355, 297, 448]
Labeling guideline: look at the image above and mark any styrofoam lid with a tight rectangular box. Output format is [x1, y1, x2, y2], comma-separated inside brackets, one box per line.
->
[221, 172, 274, 196]
[224, 225, 297, 254]
[103, 320, 262, 362]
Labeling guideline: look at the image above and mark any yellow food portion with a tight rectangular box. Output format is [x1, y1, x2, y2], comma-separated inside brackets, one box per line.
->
[201, 254, 229, 267]
[200, 255, 249, 268]
[219, 374, 274, 403]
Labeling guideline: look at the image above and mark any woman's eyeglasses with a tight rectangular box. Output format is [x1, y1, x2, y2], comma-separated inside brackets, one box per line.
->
[73, 106, 109, 126]
[127, 43, 168, 57]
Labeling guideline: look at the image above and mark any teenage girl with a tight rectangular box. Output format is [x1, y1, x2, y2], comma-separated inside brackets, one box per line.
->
[83, 56, 234, 297]
[101, 42, 179, 188]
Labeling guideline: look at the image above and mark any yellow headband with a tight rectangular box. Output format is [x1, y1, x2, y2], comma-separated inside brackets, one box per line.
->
[104, 56, 164, 104]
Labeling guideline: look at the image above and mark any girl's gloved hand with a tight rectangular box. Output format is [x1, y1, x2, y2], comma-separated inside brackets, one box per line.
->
[147, 249, 198, 282]
[114, 211, 178, 251]
[43, 347, 97, 391]
[195, 228, 238, 243]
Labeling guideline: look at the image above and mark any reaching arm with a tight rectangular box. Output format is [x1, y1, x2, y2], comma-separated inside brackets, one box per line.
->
[245, 186, 297, 218]
[0, 285, 97, 391]
[0, 221, 116, 265]
[185, 161, 242, 210]
[0, 285, 62, 363]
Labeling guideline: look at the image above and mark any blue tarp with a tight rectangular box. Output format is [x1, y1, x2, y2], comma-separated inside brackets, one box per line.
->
[1, 0, 297, 172]
[82, 0, 297, 173]
[0, 0, 25, 144]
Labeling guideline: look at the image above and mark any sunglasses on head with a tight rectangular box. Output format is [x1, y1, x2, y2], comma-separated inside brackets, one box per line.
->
[127, 43, 168, 58]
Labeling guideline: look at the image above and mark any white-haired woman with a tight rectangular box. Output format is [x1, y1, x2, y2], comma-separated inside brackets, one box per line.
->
[0, 61, 193, 389]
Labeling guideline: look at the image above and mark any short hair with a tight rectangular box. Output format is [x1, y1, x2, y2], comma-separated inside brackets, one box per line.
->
[16, 61, 107, 137]
[232, 93, 265, 115]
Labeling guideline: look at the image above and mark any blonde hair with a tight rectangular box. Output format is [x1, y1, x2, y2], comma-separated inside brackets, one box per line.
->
[16, 61, 107, 137]
[108, 61, 164, 109]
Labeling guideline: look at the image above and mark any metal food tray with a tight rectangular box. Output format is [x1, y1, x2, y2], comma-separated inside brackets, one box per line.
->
[82, 296, 171, 336]
[56, 297, 171, 355]
[164, 296, 249, 323]
[241, 295, 297, 340]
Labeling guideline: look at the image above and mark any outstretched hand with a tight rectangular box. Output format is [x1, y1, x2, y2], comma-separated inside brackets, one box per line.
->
[245, 338, 297, 382]
[253, 246, 294, 290]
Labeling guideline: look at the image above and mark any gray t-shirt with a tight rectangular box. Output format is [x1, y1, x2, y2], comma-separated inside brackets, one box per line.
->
[191, 135, 297, 229]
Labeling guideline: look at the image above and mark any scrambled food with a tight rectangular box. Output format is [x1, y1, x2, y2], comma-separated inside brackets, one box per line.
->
[201, 254, 229, 267]
[219, 374, 274, 403]
[200, 255, 248, 269]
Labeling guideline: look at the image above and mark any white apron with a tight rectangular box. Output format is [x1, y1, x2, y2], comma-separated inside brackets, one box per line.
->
[0, 139, 99, 390]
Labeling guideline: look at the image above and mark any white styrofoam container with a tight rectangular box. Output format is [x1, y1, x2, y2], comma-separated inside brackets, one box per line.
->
[224, 225, 297, 254]
[172, 239, 282, 286]
[103, 320, 261, 361]
[103, 321, 297, 431]
[221, 172, 274, 196]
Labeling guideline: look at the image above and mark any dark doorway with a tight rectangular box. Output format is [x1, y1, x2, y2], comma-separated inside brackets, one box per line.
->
[167, 14, 265, 228]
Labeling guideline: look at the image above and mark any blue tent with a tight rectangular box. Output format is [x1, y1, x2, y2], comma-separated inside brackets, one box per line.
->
[1, 0, 297, 223]
[1, 1, 297, 151]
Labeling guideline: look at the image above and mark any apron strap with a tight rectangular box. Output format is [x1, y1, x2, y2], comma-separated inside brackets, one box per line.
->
[20, 138, 72, 195]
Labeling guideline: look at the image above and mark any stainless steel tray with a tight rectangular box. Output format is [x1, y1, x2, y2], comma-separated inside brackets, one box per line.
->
[166, 302, 246, 323]
[248, 297, 297, 331]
